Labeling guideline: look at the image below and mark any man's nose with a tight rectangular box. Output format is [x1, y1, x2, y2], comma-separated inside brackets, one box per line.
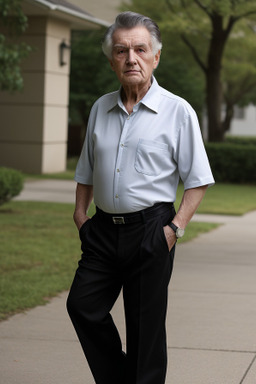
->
[126, 49, 137, 65]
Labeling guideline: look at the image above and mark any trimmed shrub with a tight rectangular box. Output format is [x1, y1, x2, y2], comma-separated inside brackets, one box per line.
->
[205, 142, 256, 184]
[225, 136, 256, 146]
[0, 167, 24, 206]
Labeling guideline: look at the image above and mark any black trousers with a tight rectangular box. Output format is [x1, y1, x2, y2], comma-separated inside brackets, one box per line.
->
[67, 203, 176, 384]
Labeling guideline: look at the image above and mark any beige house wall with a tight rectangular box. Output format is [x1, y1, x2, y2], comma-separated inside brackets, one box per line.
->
[0, 16, 70, 173]
[70, 0, 120, 23]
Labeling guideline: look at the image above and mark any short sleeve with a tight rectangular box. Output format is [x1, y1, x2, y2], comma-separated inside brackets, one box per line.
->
[175, 105, 215, 189]
[74, 109, 95, 185]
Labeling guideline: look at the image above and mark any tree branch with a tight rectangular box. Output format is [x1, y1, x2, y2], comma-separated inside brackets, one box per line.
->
[225, 16, 236, 36]
[224, 73, 256, 106]
[193, 0, 212, 18]
[233, 9, 256, 22]
[180, 0, 187, 9]
[181, 33, 207, 73]
[165, 0, 177, 14]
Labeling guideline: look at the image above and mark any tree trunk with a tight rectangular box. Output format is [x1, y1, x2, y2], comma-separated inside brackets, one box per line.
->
[222, 102, 234, 134]
[206, 69, 224, 142]
[205, 14, 233, 142]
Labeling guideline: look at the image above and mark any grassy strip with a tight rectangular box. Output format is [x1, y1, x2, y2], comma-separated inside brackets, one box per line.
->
[180, 221, 219, 243]
[0, 201, 218, 320]
[25, 170, 75, 181]
[0, 202, 78, 320]
[176, 183, 256, 215]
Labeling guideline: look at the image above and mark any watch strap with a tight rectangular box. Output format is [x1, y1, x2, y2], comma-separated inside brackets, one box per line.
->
[168, 222, 185, 238]
[168, 222, 178, 234]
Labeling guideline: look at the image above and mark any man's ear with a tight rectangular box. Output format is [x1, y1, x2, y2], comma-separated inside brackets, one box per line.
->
[108, 59, 115, 71]
[153, 50, 161, 69]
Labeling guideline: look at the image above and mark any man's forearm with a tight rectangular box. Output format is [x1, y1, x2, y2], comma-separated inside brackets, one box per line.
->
[163, 185, 208, 251]
[73, 183, 94, 230]
[172, 185, 208, 229]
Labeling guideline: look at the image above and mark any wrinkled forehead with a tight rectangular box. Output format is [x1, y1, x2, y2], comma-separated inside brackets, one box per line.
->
[112, 26, 152, 48]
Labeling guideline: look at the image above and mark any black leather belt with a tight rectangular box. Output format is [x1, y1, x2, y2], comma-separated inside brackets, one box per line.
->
[96, 202, 173, 225]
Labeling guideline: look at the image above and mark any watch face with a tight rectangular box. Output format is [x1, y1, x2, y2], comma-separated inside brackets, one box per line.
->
[176, 228, 185, 238]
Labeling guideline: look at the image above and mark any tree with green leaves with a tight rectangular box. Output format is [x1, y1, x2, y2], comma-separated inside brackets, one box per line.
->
[69, 29, 120, 130]
[222, 23, 256, 132]
[122, 0, 256, 141]
[0, 0, 31, 91]
[152, 28, 205, 121]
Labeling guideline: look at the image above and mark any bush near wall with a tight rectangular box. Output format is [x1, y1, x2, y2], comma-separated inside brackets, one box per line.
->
[0, 167, 24, 206]
[205, 141, 256, 184]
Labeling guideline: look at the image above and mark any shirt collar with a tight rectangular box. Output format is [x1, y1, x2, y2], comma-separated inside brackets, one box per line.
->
[140, 76, 160, 113]
[107, 76, 161, 114]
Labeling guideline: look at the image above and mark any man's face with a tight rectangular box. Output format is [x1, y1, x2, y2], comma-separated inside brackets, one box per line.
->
[109, 26, 160, 88]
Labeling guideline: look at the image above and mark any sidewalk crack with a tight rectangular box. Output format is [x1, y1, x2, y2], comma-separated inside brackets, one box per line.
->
[239, 354, 256, 384]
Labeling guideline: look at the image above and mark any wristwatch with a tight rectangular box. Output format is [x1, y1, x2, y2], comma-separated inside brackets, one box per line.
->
[168, 222, 185, 239]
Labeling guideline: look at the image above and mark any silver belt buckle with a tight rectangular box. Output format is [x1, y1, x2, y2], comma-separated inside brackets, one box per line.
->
[112, 216, 125, 224]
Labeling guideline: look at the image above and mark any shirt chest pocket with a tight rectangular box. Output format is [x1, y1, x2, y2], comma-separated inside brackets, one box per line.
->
[135, 139, 169, 176]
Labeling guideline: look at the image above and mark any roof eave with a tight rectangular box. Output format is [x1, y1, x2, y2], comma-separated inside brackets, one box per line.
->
[31, 0, 111, 28]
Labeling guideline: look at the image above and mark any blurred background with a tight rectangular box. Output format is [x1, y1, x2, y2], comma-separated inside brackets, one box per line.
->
[0, 0, 256, 183]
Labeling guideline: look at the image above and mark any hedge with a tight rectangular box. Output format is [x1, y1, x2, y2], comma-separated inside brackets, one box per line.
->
[0, 167, 24, 206]
[225, 136, 256, 146]
[205, 142, 256, 184]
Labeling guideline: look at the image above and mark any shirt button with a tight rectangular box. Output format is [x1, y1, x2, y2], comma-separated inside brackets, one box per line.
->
[121, 143, 124, 147]
[127, 116, 130, 120]
[117, 169, 120, 173]
[115, 194, 119, 198]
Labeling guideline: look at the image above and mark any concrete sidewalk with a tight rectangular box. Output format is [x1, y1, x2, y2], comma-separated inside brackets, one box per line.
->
[2, 180, 256, 383]
[14, 179, 77, 204]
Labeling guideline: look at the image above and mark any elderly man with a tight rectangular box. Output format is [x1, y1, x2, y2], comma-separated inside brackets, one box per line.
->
[67, 11, 214, 384]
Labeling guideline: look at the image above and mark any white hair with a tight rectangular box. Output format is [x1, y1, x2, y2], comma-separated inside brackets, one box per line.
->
[102, 11, 162, 59]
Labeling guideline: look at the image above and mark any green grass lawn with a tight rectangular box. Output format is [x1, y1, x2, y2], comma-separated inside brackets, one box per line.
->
[0, 202, 79, 320]
[1, 180, 256, 320]
[176, 183, 256, 215]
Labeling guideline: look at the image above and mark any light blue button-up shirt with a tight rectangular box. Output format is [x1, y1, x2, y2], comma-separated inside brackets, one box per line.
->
[75, 77, 214, 213]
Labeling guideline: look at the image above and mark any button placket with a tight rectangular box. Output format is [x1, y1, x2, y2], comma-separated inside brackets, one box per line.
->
[113, 114, 132, 210]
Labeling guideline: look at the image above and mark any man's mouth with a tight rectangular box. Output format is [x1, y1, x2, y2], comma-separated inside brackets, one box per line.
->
[125, 70, 139, 74]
